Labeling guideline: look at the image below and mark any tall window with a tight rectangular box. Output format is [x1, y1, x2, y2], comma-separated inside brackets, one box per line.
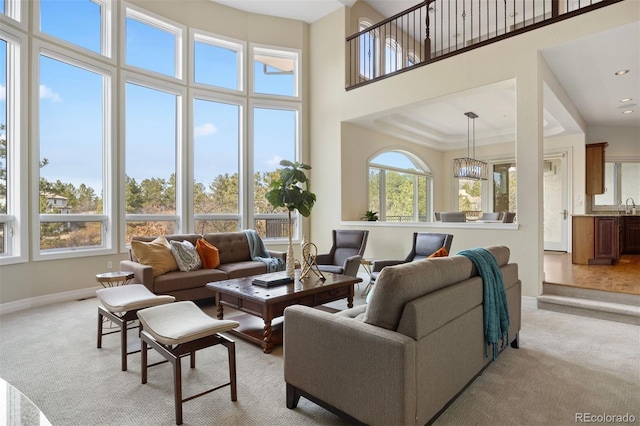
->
[253, 105, 297, 238]
[125, 80, 181, 241]
[368, 151, 431, 222]
[457, 162, 517, 220]
[458, 178, 482, 218]
[594, 161, 640, 209]
[493, 162, 517, 213]
[359, 21, 377, 80]
[385, 38, 402, 74]
[37, 47, 112, 255]
[193, 96, 241, 233]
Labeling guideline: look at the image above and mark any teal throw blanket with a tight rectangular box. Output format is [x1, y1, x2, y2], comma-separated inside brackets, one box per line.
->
[457, 248, 510, 361]
[244, 229, 285, 273]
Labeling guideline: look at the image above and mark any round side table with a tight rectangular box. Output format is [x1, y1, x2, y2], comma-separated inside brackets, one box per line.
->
[96, 271, 135, 288]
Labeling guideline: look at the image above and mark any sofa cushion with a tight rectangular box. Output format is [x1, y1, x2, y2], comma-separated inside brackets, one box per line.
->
[364, 245, 511, 331]
[131, 235, 178, 277]
[153, 268, 229, 294]
[204, 232, 251, 264]
[217, 260, 266, 279]
[170, 240, 202, 272]
[196, 238, 221, 269]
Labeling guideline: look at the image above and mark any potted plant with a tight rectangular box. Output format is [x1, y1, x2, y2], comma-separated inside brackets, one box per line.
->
[265, 160, 316, 277]
[361, 210, 379, 221]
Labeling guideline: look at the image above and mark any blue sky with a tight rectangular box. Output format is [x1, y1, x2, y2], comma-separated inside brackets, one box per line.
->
[32, 0, 296, 193]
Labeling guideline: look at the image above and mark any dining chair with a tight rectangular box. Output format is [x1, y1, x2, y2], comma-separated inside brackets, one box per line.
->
[479, 212, 500, 221]
[440, 212, 467, 222]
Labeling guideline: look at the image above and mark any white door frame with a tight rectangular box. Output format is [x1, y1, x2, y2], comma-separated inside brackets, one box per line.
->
[543, 151, 570, 251]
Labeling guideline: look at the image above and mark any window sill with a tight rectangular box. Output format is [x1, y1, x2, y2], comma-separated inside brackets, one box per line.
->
[340, 220, 519, 230]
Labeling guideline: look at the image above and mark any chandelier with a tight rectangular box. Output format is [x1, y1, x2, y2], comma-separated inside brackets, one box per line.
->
[453, 112, 488, 180]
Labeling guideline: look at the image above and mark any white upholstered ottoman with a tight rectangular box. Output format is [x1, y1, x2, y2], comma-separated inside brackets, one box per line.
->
[137, 301, 239, 425]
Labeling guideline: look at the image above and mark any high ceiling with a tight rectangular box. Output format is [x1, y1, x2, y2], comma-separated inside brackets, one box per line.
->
[211, 1, 639, 150]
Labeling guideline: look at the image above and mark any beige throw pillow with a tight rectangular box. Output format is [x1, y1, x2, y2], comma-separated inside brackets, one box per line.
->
[131, 235, 178, 277]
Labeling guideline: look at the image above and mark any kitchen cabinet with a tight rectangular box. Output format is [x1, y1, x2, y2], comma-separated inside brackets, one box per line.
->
[624, 216, 640, 253]
[572, 216, 594, 264]
[572, 215, 623, 265]
[592, 216, 620, 263]
[585, 142, 608, 195]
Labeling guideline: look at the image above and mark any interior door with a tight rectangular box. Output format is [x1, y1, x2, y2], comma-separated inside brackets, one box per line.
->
[544, 155, 569, 251]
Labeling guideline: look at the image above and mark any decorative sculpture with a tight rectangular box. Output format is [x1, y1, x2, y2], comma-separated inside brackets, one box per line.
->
[300, 242, 325, 281]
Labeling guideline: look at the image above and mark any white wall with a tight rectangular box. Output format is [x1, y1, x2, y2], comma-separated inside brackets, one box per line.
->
[309, 1, 639, 298]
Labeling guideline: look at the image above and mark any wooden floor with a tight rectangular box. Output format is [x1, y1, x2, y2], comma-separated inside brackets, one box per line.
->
[544, 252, 640, 295]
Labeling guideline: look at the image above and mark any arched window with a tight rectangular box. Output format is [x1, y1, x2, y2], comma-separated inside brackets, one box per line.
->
[358, 20, 378, 80]
[406, 50, 420, 67]
[385, 37, 402, 74]
[368, 150, 432, 222]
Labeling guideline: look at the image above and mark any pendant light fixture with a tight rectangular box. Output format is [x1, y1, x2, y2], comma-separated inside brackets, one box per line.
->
[453, 111, 488, 180]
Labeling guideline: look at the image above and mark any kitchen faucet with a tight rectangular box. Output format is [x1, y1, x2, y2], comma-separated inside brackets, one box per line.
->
[625, 197, 636, 214]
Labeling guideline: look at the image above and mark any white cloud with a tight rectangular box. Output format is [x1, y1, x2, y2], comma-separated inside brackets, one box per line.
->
[39, 84, 62, 102]
[0, 85, 5, 101]
[194, 123, 218, 137]
[266, 155, 283, 167]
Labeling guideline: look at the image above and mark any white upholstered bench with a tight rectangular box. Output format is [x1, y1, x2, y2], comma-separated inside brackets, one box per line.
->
[137, 301, 239, 425]
[96, 284, 175, 371]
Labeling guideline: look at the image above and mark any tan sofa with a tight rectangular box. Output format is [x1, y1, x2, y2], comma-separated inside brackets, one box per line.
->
[283, 245, 521, 425]
[120, 232, 284, 301]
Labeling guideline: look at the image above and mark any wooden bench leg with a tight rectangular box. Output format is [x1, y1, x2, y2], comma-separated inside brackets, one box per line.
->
[174, 356, 183, 425]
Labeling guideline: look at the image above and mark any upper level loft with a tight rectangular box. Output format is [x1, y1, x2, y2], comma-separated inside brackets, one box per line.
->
[346, 0, 624, 90]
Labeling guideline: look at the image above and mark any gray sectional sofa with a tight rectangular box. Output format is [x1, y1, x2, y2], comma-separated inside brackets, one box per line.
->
[120, 232, 284, 301]
[284, 245, 521, 425]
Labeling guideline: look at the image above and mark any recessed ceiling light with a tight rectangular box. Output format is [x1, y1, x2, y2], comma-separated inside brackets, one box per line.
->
[622, 110, 634, 114]
[615, 69, 629, 75]
[620, 98, 633, 102]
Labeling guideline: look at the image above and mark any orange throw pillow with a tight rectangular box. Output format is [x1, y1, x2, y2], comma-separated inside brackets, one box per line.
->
[196, 238, 220, 269]
[428, 247, 449, 258]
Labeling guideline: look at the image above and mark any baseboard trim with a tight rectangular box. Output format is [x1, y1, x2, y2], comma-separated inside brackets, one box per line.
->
[0, 287, 99, 316]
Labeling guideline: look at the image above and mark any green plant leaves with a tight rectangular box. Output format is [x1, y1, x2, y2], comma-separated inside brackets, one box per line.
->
[265, 160, 316, 217]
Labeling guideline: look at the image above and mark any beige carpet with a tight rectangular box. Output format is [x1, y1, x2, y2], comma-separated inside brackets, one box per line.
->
[0, 296, 638, 426]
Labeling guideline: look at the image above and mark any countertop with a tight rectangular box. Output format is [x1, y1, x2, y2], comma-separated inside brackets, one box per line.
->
[572, 213, 638, 217]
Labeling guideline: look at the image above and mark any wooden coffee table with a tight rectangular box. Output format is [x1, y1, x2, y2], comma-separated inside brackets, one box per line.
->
[206, 271, 362, 354]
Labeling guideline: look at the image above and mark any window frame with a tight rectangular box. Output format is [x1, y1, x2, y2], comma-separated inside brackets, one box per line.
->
[0, 27, 28, 265]
[0, 0, 27, 31]
[189, 88, 246, 234]
[121, 2, 185, 82]
[593, 159, 640, 211]
[121, 71, 187, 246]
[32, 39, 117, 261]
[249, 43, 301, 100]
[358, 19, 379, 80]
[384, 36, 402, 74]
[190, 28, 245, 94]
[33, 0, 114, 63]
[248, 98, 302, 241]
[368, 150, 432, 223]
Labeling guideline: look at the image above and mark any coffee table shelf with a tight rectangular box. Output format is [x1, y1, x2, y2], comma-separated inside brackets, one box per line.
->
[207, 271, 361, 354]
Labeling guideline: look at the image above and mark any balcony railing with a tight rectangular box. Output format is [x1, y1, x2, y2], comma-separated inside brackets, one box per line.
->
[346, 0, 623, 90]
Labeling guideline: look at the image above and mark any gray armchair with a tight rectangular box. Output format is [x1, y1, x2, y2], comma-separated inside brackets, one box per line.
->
[316, 230, 369, 277]
[369, 232, 453, 286]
